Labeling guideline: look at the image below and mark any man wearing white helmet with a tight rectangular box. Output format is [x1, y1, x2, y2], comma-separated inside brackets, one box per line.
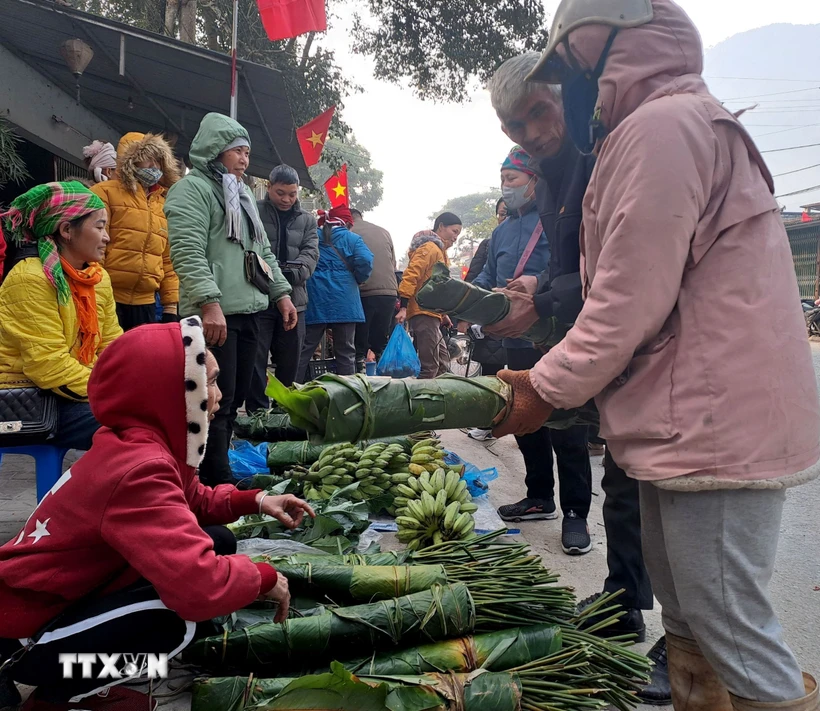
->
[490, 0, 820, 709]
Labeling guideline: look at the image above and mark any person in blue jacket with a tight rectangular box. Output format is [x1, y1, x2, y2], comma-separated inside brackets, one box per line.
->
[297, 205, 373, 380]
[474, 147, 592, 556]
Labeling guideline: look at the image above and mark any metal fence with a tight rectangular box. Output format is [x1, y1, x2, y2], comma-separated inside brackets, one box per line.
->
[53, 155, 87, 183]
[787, 221, 820, 300]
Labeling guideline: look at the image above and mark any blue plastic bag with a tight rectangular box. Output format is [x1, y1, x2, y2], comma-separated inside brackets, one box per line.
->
[376, 325, 421, 378]
[229, 440, 269, 476]
[443, 451, 499, 498]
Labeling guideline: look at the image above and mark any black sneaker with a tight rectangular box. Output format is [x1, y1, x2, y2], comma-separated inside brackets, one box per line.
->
[561, 511, 592, 555]
[497, 498, 558, 522]
[576, 591, 647, 642]
[637, 636, 671, 705]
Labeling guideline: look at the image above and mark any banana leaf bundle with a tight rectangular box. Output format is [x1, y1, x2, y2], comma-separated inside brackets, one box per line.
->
[416, 263, 565, 347]
[265, 432, 437, 469]
[234, 410, 307, 442]
[192, 664, 522, 711]
[272, 563, 448, 602]
[267, 373, 512, 444]
[254, 551, 409, 567]
[186, 583, 476, 674]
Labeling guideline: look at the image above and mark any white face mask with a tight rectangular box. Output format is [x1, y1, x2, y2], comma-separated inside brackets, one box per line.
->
[501, 177, 534, 211]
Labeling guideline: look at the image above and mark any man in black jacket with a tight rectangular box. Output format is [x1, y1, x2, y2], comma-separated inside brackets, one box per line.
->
[247, 165, 319, 410]
[487, 52, 670, 704]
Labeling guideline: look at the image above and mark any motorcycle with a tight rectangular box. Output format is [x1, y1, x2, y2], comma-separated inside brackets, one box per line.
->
[801, 299, 820, 338]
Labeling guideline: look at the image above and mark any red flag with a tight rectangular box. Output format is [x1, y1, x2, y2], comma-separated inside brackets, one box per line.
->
[323, 165, 349, 208]
[296, 107, 335, 167]
[255, 0, 326, 42]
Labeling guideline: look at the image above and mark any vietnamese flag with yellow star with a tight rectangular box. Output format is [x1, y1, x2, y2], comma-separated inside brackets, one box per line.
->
[296, 106, 335, 167]
[323, 164, 349, 208]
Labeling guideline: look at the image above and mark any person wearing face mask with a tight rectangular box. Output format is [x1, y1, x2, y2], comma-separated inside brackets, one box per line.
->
[485, 51, 670, 705]
[165, 113, 295, 487]
[90, 132, 181, 331]
[489, 1, 820, 709]
[472, 148, 592, 556]
[396, 213, 462, 378]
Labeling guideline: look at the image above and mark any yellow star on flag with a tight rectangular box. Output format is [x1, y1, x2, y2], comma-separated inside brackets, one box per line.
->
[307, 131, 325, 148]
[332, 181, 346, 199]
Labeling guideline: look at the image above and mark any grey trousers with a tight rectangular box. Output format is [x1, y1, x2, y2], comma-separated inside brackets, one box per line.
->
[410, 314, 448, 379]
[640, 482, 805, 701]
[298, 322, 357, 381]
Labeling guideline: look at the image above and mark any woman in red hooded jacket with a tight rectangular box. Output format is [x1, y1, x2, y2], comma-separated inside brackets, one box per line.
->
[0, 317, 312, 707]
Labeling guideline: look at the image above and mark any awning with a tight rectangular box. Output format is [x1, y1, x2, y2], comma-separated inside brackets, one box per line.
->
[0, 0, 313, 185]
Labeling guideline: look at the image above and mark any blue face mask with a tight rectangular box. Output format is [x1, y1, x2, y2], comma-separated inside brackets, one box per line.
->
[561, 29, 619, 155]
[135, 166, 163, 187]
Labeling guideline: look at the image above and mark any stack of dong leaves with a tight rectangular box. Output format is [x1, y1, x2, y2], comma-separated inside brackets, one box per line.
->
[189, 532, 651, 711]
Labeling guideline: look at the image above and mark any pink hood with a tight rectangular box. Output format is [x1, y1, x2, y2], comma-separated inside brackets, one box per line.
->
[530, 0, 820, 487]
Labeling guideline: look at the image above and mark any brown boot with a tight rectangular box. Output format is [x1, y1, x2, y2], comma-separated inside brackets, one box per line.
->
[730, 673, 819, 711]
[666, 632, 733, 710]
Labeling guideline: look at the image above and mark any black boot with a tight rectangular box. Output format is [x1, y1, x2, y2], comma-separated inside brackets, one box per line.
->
[576, 591, 647, 642]
[637, 636, 672, 706]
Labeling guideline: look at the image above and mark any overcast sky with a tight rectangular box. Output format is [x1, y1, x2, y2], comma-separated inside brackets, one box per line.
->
[322, 0, 820, 255]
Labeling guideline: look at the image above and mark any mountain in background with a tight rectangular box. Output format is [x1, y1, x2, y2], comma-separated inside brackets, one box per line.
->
[703, 23, 820, 209]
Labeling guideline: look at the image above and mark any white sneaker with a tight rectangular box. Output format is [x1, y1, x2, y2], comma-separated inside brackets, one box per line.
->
[467, 428, 495, 441]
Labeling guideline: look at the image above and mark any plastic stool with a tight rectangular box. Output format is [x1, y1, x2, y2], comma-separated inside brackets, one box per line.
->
[0, 445, 69, 501]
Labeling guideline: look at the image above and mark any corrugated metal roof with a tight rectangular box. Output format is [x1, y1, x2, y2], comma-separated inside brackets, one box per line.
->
[0, 0, 313, 186]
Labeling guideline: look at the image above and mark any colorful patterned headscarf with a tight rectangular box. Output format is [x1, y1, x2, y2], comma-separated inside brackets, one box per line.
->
[0, 182, 105, 304]
[501, 146, 536, 177]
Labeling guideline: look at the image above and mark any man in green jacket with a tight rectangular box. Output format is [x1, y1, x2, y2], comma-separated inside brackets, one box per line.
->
[165, 112, 296, 486]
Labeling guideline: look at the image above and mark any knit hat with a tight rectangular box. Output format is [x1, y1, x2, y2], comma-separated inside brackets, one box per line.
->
[502, 146, 536, 176]
[0, 181, 105, 304]
[317, 204, 353, 228]
[223, 136, 250, 153]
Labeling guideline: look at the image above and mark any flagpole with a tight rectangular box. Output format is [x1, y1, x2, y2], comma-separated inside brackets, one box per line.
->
[229, 0, 239, 119]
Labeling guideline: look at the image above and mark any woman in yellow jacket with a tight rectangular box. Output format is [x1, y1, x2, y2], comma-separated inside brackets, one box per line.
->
[91, 132, 180, 330]
[0, 182, 122, 451]
[396, 212, 462, 378]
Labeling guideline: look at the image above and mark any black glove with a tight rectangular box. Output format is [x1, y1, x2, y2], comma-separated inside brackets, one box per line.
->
[161, 312, 181, 324]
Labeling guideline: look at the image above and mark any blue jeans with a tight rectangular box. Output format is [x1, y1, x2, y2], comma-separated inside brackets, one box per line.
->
[47, 399, 100, 451]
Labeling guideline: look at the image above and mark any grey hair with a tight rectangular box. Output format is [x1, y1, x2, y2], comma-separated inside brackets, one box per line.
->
[269, 164, 299, 186]
[488, 52, 562, 120]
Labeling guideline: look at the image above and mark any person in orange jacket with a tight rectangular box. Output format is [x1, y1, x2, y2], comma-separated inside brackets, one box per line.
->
[396, 212, 462, 378]
[91, 132, 181, 330]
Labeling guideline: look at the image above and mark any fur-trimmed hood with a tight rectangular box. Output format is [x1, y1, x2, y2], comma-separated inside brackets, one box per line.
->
[116, 132, 181, 195]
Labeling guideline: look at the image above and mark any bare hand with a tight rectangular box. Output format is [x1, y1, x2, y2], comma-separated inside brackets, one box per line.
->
[395, 307, 407, 325]
[503, 275, 539, 295]
[277, 297, 298, 331]
[257, 493, 315, 529]
[442, 315, 453, 329]
[200, 302, 227, 347]
[492, 369, 554, 438]
[457, 321, 469, 335]
[484, 290, 539, 339]
[263, 572, 290, 623]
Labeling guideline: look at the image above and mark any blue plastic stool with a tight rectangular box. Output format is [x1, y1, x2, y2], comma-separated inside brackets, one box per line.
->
[0, 445, 69, 501]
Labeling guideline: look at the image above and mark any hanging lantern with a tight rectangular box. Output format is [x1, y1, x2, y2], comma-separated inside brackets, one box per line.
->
[59, 38, 94, 104]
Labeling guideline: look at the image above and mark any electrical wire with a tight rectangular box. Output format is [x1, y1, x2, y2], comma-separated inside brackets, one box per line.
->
[775, 185, 820, 199]
[760, 143, 820, 154]
[705, 75, 820, 83]
[773, 163, 820, 178]
[721, 87, 820, 102]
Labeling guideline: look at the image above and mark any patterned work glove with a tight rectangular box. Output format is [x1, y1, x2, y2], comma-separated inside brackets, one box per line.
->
[492, 369, 554, 438]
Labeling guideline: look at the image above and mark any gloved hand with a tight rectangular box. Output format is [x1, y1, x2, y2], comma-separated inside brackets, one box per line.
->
[484, 289, 539, 339]
[470, 324, 485, 340]
[492, 368, 554, 438]
[160, 312, 181, 323]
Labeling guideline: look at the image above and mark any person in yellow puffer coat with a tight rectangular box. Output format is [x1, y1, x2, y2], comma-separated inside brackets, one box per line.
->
[91, 132, 181, 330]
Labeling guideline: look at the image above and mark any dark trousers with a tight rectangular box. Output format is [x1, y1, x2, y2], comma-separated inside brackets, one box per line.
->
[507, 347, 592, 518]
[115, 303, 156, 331]
[602, 448, 654, 609]
[199, 313, 260, 486]
[355, 295, 397, 361]
[246, 305, 307, 412]
[48, 400, 100, 451]
[0, 527, 235, 701]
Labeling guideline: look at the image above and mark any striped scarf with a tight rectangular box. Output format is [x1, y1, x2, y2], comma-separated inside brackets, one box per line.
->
[0, 181, 105, 304]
